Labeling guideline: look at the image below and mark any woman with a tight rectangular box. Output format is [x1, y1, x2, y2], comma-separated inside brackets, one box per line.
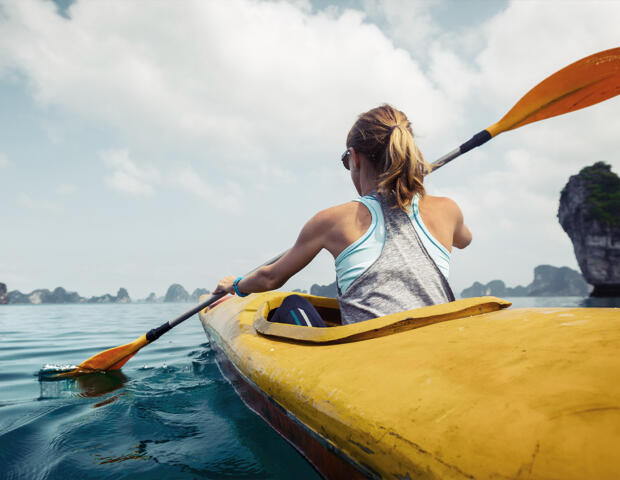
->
[214, 104, 472, 325]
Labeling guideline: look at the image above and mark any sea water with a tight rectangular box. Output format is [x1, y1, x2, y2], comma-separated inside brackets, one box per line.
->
[0, 303, 319, 479]
[0, 298, 618, 479]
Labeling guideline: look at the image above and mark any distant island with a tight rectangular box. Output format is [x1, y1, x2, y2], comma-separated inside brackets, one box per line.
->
[0, 282, 210, 305]
[310, 282, 338, 298]
[461, 265, 590, 298]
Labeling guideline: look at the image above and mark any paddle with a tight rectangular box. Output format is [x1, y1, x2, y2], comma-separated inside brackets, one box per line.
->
[60, 47, 619, 376]
[431, 46, 620, 171]
[55, 252, 286, 376]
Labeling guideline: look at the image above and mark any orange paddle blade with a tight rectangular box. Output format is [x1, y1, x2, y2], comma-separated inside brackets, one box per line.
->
[55, 334, 149, 377]
[487, 47, 620, 137]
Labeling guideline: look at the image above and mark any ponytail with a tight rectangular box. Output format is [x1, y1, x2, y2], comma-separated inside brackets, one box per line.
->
[346, 104, 430, 212]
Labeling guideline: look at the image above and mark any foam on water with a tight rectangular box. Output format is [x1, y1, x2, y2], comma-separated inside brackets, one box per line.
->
[37, 364, 79, 380]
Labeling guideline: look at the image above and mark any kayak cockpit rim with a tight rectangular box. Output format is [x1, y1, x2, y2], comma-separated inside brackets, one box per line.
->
[252, 294, 512, 344]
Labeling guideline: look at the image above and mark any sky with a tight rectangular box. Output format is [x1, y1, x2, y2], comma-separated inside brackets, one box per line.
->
[1, 0, 619, 299]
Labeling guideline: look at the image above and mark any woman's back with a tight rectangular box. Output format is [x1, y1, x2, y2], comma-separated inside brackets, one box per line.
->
[335, 193, 455, 324]
[322, 193, 470, 265]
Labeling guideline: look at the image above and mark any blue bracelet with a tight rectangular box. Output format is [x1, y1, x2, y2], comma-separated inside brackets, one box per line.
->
[233, 276, 249, 297]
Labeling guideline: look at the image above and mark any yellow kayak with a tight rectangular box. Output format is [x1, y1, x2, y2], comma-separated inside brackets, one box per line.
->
[199, 292, 620, 479]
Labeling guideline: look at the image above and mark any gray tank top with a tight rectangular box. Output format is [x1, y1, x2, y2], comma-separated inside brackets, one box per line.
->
[337, 193, 455, 324]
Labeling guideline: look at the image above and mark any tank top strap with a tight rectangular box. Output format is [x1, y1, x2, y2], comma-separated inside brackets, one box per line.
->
[335, 194, 385, 295]
[409, 194, 451, 277]
[353, 195, 379, 216]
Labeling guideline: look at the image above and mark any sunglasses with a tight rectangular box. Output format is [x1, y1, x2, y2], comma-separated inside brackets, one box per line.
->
[341, 148, 351, 170]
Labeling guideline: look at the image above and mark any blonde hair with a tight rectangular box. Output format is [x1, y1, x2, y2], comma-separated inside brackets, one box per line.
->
[346, 104, 430, 212]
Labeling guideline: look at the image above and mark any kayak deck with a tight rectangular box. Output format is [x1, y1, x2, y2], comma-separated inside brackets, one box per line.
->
[199, 293, 620, 479]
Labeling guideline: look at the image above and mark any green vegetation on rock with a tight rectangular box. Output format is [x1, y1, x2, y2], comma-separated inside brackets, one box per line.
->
[578, 162, 620, 227]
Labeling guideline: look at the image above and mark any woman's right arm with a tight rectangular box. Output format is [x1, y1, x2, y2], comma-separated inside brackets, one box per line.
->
[213, 207, 337, 295]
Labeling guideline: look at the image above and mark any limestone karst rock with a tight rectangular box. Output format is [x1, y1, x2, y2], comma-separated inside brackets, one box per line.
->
[0, 284, 132, 304]
[164, 284, 190, 302]
[49, 287, 83, 303]
[310, 281, 338, 298]
[87, 288, 131, 303]
[116, 288, 131, 304]
[145, 292, 158, 303]
[460, 265, 589, 298]
[8, 287, 82, 304]
[0, 283, 7, 304]
[191, 288, 210, 301]
[558, 162, 620, 297]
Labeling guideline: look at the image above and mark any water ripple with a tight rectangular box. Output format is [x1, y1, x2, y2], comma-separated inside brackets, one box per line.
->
[0, 303, 320, 479]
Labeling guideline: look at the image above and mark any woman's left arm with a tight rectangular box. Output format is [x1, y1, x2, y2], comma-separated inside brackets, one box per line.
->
[213, 209, 333, 295]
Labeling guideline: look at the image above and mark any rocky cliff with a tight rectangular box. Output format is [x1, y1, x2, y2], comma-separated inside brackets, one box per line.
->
[558, 162, 620, 297]
[164, 284, 190, 302]
[0, 283, 7, 304]
[85, 287, 131, 304]
[144, 292, 159, 303]
[190, 288, 210, 301]
[461, 265, 590, 298]
[9, 286, 84, 304]
[461, 280, 526, 298]
[4, 286, 131, 304]
[0, 282, 210, 305]
[310, 281, 338, 298]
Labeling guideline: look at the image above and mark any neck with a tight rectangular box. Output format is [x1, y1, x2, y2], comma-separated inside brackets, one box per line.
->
[359, 169, 379, 196]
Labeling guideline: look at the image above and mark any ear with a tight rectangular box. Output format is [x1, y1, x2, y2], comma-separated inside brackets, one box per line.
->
[350, 147, 362, 170]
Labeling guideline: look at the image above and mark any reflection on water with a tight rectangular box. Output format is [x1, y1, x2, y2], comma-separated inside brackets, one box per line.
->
[581, 297, 620, 308]
[503, 296, 620, 309]
[38, 370, 128, 400]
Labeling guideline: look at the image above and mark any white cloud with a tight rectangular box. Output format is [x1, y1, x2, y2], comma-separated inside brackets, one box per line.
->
[100, 149, 245, 209]
[101, 149, 160, 196]
[1, 0, 618, 295]
[0, 152, 9, 168]
[475, 1, 620, 110]
[55, 183, 76, 195]
[429, 45, 477, 102]
[17, 192, 60, 212]
[361, 0, 440, 56]
[175, 166, 242, 212]
[0, 0, 457, 166]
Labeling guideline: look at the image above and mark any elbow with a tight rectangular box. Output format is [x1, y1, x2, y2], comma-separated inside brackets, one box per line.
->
[265, 276, 285, 291]
[259, 266, 286, 291]
[454, 232, 472, 249]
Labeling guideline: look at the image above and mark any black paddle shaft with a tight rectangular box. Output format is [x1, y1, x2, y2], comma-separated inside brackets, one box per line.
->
[145, 292, 227, 342]
[431, 129, 492, 171]
[145, 251, 287, 343]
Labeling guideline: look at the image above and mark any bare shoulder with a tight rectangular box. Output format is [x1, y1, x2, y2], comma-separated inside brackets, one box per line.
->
[422, 195, 463, 219]
[307, 202, 365, 228]
[300, 202, 370, 258]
